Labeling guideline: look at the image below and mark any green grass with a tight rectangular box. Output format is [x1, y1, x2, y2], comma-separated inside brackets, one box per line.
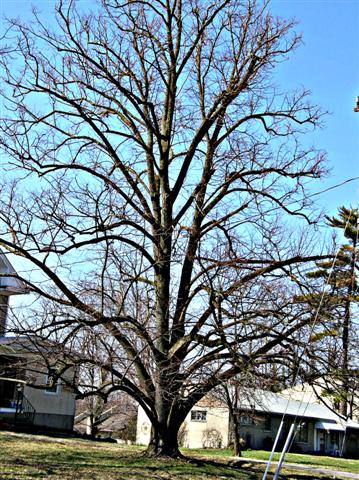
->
[0, 431, 356, 480]
[244, 450, 359, 473]
[185, 448, 359, 473]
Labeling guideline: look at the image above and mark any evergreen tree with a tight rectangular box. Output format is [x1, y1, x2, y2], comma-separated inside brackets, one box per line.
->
[306, 207, 359, 417]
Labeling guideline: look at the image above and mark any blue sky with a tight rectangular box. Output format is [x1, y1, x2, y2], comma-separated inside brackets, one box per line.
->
[270, 0, 359, 217]
[0, 0, 357, 309]
[0, 0, 358, 219]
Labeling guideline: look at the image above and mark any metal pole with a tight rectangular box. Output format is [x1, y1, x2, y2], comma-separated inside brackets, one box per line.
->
[273, 422, 295, 480]
[262, 418, 284, 480]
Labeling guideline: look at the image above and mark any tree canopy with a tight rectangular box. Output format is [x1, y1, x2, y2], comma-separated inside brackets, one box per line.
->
[0, 0, 331, 455]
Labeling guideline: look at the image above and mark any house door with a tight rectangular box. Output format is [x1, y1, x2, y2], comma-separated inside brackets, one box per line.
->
[317, 430, 325, 452]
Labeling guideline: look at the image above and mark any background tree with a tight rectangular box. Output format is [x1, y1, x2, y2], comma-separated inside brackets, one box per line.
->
[301, 207, 359, 417]
[0, 0, 330, 456]
[215, 374, 269, 456]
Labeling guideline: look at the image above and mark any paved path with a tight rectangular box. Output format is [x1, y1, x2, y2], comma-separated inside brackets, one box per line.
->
[236, 457, 359, 479]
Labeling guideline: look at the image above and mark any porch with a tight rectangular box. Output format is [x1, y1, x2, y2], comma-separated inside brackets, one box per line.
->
[314, 421, 359, 457]
[0, 357, 36, 429]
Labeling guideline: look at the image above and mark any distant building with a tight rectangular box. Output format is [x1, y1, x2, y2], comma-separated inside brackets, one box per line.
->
[75, 395, 137, 441]
[282, 381, 359, 423]
[137, 395, 229, 449]
[136, 389, 359, 457]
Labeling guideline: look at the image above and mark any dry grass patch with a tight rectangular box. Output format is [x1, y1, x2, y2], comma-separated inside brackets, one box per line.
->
[0, 432, 348, 480]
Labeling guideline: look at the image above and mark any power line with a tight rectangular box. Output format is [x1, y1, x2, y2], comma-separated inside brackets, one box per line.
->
[307, 176, 359, 199]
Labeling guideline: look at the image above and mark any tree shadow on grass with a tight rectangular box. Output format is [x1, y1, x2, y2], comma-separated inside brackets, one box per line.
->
[1, 456, 339, 480]
[0, 434, 341, 480]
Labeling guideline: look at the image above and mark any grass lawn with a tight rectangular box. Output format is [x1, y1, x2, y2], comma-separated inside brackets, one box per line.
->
[187, 448, 359, 474]
[0, 431, 357, 480]
[245, 450, 359, 473]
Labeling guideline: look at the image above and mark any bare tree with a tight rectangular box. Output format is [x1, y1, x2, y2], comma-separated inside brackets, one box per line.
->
[0, 0, 331, 456]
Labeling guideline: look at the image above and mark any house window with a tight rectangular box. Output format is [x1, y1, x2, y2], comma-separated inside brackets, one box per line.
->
[263, 416, 271, 432]
[296, 421, 308, 443]
[45, 370, 60, 395]
[191, 410, 207, 422]
[240, 415, 254, 426]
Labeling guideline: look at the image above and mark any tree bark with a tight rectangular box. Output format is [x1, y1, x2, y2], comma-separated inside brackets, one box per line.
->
[231, 413, 242, 457]
[340, 231, 357, 418]
[145, 421, 182, 457]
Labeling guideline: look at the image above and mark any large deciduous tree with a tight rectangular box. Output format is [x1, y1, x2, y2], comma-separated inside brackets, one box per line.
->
[0, 0, 330, 456]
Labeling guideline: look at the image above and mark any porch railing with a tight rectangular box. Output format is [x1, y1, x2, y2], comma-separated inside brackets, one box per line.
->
[14, 388, 36, 427]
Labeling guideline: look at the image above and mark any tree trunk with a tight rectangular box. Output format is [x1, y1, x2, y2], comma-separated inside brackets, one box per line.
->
[143, 381, 185, 458]
[340, 236, 356, 418]
[232, 413, 242, 457]
[340, 298, 350, 417]
[223, 384, 242, 457]
[233, 427, 242, 457]
[145, 423, 182, 457]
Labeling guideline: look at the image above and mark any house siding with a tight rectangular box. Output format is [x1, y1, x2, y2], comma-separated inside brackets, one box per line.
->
[238, 415, 316, 453]
[236, 415, 282, 450]
[24, 382, 76, 417]
[181, 406, 229, 449]
[0, 353, 76, 432]
[33, 412, 74, 431]
[136, 404, 230, 449]
[136, 405, 152, 445]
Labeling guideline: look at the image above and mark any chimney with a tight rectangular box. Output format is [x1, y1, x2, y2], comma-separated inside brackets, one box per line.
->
[0, 294, 9, 336]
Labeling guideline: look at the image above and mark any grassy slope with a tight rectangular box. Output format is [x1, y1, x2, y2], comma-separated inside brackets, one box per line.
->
[0, 432, 356, 480]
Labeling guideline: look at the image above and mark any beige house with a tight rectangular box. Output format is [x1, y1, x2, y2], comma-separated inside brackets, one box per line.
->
[0, 252, 76, 432]
[137, 396, 230, 449]
[136, 389, 359, 457]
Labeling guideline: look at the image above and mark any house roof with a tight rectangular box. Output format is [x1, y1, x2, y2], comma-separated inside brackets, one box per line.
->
[346, 419, 359, 430]
[238, 389, 359, 429]
[0, 335, 66, 356]
[315, 420, 345, 432]
[0, 252, 29, 295]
